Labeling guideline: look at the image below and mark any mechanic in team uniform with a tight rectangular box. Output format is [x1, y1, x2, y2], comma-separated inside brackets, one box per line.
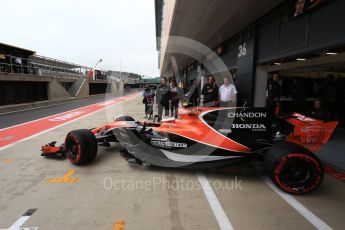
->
[156, 77, 170, 121]
[308, 99, 330, 121]
[201, 75, 218, 107]
[169, 80, 184, 118]
[267, 73, 282, 116]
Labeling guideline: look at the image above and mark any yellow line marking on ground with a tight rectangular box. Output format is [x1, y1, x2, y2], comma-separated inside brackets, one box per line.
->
[113, 220, 125, 230]
[2, 159, 13, 164]
[47, 169, 80, 183]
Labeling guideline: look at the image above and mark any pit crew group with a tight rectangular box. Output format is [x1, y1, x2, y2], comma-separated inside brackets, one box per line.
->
[142, 76, 237, 121]
[267, 73, 340, 122]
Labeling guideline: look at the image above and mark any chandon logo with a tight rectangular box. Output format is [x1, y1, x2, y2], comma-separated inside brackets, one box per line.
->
[228, 112, 267, 119]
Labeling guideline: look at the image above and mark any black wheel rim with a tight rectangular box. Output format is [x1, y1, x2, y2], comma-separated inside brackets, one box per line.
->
[281, 158, 315, 186]
[66, 140, 79, 160]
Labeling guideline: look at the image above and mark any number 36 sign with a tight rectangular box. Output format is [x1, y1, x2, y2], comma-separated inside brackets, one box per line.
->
[238, 43, 247, 58]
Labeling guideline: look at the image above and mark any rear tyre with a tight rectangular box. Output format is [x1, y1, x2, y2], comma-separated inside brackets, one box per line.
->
[65, 129, 98, 165]
[115, 116, 135, 122]
[264, 142, 323, 194]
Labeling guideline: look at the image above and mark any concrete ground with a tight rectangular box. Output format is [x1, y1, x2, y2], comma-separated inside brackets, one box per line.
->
[0, 96, 344, 230]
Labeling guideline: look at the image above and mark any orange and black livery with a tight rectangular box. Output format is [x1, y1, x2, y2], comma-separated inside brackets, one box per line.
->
[41, 105, 338, 195]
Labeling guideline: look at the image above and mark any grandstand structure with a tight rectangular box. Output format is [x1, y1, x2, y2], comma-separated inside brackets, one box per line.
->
[0, 43, 88, 78]
[0, 42, 155, 108]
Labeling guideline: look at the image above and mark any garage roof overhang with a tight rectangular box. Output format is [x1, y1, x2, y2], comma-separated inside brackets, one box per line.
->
[160, 0, 284, 76]
[0, 42, 36, 57]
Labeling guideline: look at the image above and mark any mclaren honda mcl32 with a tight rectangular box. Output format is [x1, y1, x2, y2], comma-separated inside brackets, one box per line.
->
[41, 105, 338, 194]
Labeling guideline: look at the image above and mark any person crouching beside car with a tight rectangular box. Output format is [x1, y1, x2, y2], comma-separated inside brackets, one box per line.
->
[308, 99, 330, 121]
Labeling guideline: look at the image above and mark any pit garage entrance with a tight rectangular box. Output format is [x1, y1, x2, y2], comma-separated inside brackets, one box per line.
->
[267, 47, 345, 127]
[263, 47, 345, 171]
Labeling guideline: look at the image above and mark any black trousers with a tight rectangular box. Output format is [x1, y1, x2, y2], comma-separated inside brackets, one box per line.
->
[171, 103, 179, 118]
[158, 104, 169, 121]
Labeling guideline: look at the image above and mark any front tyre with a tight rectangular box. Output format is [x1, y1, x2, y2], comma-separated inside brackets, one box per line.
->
[264, 142, 323, 194]
[65, 129, 98, 165]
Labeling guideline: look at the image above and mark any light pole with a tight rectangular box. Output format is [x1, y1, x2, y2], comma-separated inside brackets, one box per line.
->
[119, 61, 122, 80]
[93, 58, 102, 80]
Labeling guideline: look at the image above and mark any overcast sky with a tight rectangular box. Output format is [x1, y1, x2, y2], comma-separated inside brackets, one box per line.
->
[1, 0, 159, 77]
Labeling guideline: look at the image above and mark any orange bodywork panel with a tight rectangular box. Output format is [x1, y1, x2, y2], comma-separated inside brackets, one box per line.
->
[91, 122, 134, 134]
[153, 107, 252, 153]
[41, 145, 62, 154]
[286, 113, 338, 152]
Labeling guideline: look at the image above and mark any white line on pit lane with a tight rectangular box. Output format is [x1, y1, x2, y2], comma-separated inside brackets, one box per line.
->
[197, 173, 234, 230]
[0, 94, 119, 116]
[0, 96, 123, 132]
[0, 209, 38, 230]
[262, 176, 333, 230]
[0, 95, 134, 152]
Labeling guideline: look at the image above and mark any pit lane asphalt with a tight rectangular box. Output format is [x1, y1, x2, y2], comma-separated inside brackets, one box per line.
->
[0, 94, 122, 130]
[0, 95, 344, 230]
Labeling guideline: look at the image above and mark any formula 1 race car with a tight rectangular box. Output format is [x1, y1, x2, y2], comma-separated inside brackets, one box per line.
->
[41, 106, 338, 194]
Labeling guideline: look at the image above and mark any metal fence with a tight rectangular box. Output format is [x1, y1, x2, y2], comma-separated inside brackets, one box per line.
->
[0, 54, 158, 84]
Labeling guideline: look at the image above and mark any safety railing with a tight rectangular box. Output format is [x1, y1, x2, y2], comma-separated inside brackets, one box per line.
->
[0, 54, 151, 85]
[68, 77, 87, 96]
[0, 54, 90, 79]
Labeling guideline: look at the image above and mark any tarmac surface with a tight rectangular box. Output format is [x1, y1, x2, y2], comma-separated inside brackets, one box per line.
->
[0, 94, 124, 130]
[318, 129, 345, 170]
[0, 94, 344, 230]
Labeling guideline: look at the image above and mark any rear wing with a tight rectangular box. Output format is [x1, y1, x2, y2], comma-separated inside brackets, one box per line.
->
[286, 113, 339, 152]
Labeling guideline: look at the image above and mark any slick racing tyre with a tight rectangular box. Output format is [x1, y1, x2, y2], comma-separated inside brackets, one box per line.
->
[264, 142, 323, 194]
[65, 129, 98, 165]
[115, 116, 135, 122]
